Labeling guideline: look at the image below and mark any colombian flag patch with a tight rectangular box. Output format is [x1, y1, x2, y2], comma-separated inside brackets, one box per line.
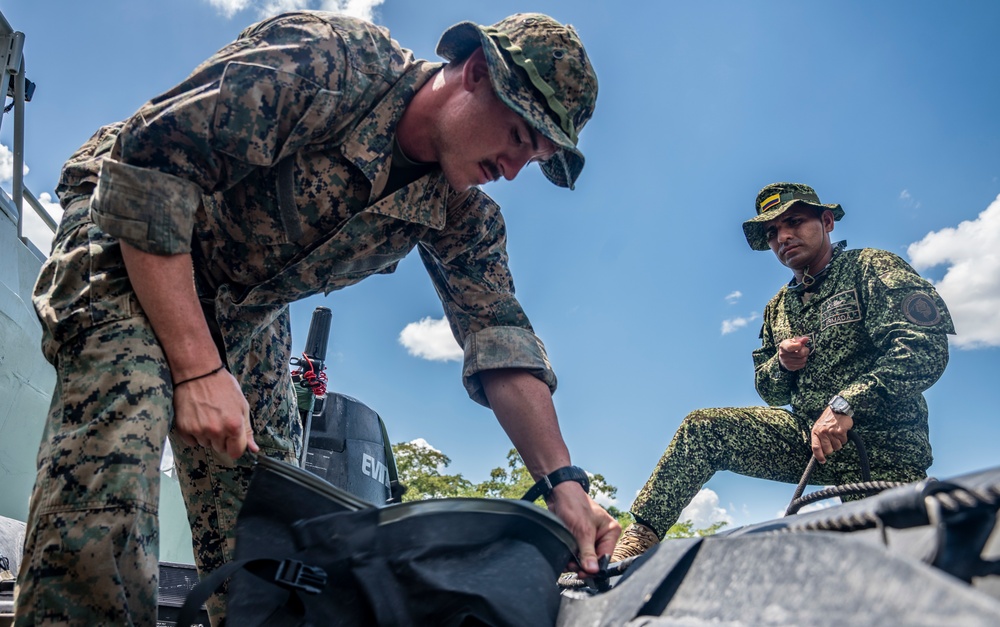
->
[760, 193, 782, 213]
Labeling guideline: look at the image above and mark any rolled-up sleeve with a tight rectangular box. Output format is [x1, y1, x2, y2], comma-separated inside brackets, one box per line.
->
[91, 160, 202, 254]
[462, 326, 556, 406]
[418, 189, 557, 407]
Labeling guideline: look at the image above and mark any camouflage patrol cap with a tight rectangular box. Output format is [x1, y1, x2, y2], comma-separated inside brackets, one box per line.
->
[743, 182, 845, 251]
[436, 13, 598, 190]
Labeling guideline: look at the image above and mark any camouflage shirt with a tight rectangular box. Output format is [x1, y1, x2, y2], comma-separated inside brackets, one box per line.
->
[54, 11, 555, 406]
[753, 245, 955, 469]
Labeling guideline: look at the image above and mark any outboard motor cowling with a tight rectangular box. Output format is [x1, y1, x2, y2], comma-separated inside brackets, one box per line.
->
[303, 392, 395, 506]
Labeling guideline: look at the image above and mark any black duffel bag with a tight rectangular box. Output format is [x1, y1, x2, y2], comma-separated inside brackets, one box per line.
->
[178, 455, 576, 627]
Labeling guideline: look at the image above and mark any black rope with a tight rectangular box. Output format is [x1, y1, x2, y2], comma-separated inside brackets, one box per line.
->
[785, 482, 1000, 534]
[789, 457, 820, 508]
[850, 430, 872, 480]
[787, 480, 904, 514]
[785, 430, 893, 516]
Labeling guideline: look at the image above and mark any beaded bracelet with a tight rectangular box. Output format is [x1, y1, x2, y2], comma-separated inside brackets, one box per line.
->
[173, 364, 226, 388]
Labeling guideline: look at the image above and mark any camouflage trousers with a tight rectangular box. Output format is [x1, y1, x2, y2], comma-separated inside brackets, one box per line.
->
[631, 406, 928, 538]
[15, 206, 302, 626]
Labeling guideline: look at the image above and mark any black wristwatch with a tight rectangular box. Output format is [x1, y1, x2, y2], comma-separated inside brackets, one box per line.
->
[828, 395, 854, 417]
[521, 466, 590, 503]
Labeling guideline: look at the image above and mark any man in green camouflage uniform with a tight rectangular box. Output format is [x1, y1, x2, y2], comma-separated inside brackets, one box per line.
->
[16, 11, 619, 625]
[612, 182, 955, 562]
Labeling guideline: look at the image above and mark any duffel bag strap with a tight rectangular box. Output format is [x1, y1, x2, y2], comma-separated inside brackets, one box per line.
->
[176, 558, 327, 627]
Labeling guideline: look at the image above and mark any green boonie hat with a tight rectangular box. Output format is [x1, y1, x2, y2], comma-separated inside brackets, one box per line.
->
[743, 182, 845, 251]
[436, 13, 598, 190]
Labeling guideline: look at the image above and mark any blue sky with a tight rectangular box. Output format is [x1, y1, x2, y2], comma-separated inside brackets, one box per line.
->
[3, 0, 999, 530]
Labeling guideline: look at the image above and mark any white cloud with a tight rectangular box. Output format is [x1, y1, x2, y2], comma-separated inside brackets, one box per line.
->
[725, 290, 742, 304]
[777, 496, 840, 518]
[721, 312, 759, 335]
[1, 143, 60, 252]
[399, 316, 463, 362]
[408, 437, 439, 453]
[408, 437, 446, 473]
[322, 0, 385, 20]
[205, 0, 252, 18]
[205, 0, 385, 21]
[677, 488, 734, 530]
[20, 192, 62, 254]
[907, 194, 1000, 349]
[0, 143, 29, 182]
[899, 189, 921, 210]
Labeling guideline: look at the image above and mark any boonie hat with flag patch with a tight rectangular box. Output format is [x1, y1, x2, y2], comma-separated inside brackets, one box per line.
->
[436, 13, 598, 190]
[743, 182, 845, 251]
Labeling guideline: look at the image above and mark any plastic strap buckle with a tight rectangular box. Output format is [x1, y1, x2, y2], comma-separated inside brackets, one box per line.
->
[273, 559, 327, 595]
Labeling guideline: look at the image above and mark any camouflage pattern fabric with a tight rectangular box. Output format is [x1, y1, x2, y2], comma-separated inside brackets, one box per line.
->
[14, 316, 166, 626]
[754, 246, 953, 467]
[166, 307, 301, 620]
[632, 246, 953, 538]
[19, 10, 577, 625]
[91, 11, 555, 404]
[18, 194, 301, 625]
[631, 406, 929, 538]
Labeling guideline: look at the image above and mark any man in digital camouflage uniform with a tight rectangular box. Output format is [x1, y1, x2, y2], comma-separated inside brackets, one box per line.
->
[612, 182, 955, 561]
[16, 11, 619, 625]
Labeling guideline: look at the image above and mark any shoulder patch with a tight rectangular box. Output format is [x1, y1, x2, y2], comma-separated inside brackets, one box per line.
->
[902, 292, 941, 326]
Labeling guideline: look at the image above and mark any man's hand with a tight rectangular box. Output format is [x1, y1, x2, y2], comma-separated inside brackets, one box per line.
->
[778, 336, 812, 371]
[120, 242, 258, 460]
[173, 369, 259, 460]
[478, 368, 620, 574]
[546, 481, 621, 575]
[810, 407, 853, 463]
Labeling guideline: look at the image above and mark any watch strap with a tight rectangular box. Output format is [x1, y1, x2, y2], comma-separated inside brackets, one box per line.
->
[521, 466, 590, 503]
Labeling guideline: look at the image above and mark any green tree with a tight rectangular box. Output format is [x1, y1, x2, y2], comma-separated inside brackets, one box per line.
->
[613, 513, 729, 538]
[391, 443, 727, 538]
[665, 520, 729, 538]
[392, 441, 472, 500]
[468, 449, 536, 499]
[468, 449, 620, 508]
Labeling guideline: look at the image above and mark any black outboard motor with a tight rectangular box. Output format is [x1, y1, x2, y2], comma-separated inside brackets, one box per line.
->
[302, 392, 397, 506]
[292, 307, 404, 506]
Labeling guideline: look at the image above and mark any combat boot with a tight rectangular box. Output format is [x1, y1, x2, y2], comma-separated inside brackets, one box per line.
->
[611, 522, 659, 562]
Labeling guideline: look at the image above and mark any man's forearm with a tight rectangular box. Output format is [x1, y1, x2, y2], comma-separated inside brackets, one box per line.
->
[121, 241, 257, 458]
[120, 241, 221, 381]
[477, 369, 620, 575]
[479, 368, 570, 479]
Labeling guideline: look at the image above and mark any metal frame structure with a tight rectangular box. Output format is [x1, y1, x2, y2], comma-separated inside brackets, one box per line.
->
[1, 11, 54, 259]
